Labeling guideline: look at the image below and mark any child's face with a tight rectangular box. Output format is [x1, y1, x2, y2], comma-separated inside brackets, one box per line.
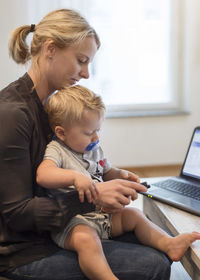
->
[62, 110, 104, 153]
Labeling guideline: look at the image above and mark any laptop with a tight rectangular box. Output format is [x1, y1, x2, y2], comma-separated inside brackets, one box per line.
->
[141, 126, 200, 216]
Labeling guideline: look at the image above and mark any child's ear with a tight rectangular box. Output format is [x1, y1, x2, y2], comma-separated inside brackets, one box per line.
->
[55, 126, 65, 141]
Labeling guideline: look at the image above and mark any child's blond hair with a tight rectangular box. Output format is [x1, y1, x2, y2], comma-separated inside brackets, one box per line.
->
[46, 85, 105, 131]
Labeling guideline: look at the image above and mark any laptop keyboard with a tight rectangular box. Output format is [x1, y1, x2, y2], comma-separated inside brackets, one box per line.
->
[153, 179, 200, 201]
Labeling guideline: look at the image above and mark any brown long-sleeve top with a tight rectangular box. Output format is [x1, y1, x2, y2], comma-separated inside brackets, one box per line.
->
[0, 73, 95, 272]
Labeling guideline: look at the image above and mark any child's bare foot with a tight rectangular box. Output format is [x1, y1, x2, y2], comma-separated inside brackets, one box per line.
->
[166, 232, 200, 261]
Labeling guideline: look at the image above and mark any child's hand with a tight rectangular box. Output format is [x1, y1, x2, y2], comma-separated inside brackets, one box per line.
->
[74, 173, 99, 203]
[119, 169, 140, 183]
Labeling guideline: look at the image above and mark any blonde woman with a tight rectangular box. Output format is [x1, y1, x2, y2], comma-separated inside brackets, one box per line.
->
[0, 9, 171, 280]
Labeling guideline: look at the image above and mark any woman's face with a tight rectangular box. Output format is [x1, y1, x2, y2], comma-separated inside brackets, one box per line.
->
[44, 36, 98, 92]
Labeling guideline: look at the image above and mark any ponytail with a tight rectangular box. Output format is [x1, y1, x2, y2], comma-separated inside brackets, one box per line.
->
[9, 25, 34, 64]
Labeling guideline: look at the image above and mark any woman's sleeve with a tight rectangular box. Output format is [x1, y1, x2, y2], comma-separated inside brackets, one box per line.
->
[0, 104, 95, 233]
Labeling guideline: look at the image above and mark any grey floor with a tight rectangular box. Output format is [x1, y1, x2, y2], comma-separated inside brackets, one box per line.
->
[170, 262, 191, 280]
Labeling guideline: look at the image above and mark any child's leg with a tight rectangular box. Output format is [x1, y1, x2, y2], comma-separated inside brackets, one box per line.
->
[111, 207, 200, 261]
[64, 224, 118, 280]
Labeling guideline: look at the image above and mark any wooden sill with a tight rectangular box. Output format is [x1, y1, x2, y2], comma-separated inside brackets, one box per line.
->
[119, 164, 182, 178]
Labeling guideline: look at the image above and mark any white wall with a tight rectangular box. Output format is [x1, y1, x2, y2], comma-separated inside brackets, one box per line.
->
[102, 0, 200, 167]
[1, 0, 200, 167]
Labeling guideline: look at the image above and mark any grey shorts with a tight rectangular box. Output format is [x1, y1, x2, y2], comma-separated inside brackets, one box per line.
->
[51, 211, 112, 248]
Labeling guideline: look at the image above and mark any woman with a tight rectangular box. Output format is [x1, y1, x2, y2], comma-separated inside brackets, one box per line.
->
[0, 9, 171, 280]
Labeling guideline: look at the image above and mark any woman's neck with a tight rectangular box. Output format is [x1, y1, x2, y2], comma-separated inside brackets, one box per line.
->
[27, 67, 53, 105]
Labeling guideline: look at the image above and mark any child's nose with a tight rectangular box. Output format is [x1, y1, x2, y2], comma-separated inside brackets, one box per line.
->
[92, 132, 99, 142]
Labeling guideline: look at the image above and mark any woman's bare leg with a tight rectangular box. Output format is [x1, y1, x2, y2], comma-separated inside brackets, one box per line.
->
[65, 224, 118, 280]
[111, 207, 200, 261]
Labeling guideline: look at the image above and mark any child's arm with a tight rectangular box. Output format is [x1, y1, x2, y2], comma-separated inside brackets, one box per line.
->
[37, 159, 98, 203]
[103, 167, 140, 183]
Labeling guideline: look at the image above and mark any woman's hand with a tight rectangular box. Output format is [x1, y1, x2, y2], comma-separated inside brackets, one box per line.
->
[94, 179, 147, 212]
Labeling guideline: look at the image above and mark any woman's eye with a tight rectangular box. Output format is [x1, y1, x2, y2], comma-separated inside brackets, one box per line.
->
[78, 58, 87, 64]
[78, 60, 84, 64]
[78, 57, 88, 65]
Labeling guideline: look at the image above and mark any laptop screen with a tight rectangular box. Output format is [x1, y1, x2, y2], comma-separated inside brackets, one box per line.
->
[182, 128, 200, 180]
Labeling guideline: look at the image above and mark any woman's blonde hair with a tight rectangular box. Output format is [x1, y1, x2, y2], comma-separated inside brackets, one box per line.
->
[9, 8, 100, 65]
[45, 85, 105, 131]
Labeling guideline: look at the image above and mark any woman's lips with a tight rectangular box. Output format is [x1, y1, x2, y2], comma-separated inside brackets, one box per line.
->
[70, 78, 79, 85]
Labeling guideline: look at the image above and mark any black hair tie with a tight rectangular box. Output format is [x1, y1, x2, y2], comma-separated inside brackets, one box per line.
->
[30, 24, 35, 32]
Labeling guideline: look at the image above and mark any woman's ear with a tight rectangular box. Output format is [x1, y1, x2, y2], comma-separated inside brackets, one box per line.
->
[55, 126, 65, 141]
[43, 40, 56, 59]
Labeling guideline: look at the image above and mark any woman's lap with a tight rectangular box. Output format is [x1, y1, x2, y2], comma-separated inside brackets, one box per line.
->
[2, 233, 171, 280]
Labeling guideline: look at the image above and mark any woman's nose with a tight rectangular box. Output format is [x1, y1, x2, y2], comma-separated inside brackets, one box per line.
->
[80, 65, 89, 79]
